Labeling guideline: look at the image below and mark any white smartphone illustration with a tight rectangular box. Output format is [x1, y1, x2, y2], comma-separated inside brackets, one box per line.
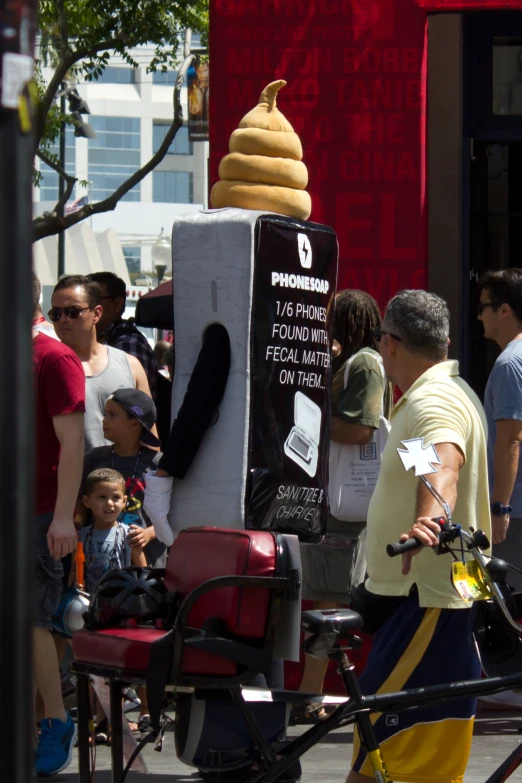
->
[284, 391, 321, 477]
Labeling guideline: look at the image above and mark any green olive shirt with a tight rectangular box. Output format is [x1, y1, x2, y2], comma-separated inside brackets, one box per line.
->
[332, 348, 392, 429]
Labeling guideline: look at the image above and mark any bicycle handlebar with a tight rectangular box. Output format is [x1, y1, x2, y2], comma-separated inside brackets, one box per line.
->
[387, 522, 522, 636]
[386, 517, 447, 558]
[386, 537, 424, 557]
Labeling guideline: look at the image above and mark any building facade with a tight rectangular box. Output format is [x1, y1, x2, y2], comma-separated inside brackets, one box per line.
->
[209, 0, 522, 399]
[34, 42, 209, 278]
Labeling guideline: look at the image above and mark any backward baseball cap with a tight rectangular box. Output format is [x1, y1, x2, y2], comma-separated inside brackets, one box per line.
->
[108, 388, 161, 448]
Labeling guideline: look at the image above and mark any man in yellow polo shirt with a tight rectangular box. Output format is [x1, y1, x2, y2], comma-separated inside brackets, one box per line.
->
[348, 289, 490, 783]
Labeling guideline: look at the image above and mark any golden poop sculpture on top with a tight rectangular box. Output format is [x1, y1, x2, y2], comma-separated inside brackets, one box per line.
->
[210, 81, 312, 221]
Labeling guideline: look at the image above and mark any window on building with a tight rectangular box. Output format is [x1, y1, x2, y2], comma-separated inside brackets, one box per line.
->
[39, 128, 76, 202]
[123, 246, 141, 274]
[152, 171, 193, 203]
[88, 116, 141, 202]
[153, 122, 193, 155]
[96, 67, 136, 84]
[153, 70, 179, 86]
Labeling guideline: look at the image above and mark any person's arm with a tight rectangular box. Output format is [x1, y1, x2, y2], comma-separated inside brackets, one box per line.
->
[48, 411, 85, 560]
[331, 356, 384, 445]
[75, 452, 93, 529]
[401, 442, 464, 575]
[330, 417, 374, 445]
[491, 418, 522, 544]
[127, 524, 156, 549]
[127, 353, 152, 396]
[131, 545, 147, 567]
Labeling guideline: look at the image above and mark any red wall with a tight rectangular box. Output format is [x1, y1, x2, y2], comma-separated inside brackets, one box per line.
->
[210, 0, 428, 310]
[209, 0, 522, 692]
[209, 0, 522, 310]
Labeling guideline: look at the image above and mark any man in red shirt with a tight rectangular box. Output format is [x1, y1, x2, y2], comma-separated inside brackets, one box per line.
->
[33, 275, 86, 776]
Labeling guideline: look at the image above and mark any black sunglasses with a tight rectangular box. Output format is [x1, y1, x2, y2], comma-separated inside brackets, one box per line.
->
[477, 301, 495, 315]
[374, 328, 402, 343]
[48, 306, 91, 323]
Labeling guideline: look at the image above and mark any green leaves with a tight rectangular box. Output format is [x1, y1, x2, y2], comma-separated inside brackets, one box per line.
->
[34, 1, 207, 239]
[36, 0, 208, 143]
[38, 0, 207, 66]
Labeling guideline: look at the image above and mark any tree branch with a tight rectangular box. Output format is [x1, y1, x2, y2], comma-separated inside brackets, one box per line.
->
[35, 34, 129, 149]
[33, 52, 196, 242]
[72, 34, 131, 64]
[36, 149, 77, 216]
[35, 51, 75, 148]
[36, 148, 73, 181]
[56, 0, 69, 54]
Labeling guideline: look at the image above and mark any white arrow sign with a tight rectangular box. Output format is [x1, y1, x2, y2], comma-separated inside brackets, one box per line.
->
[397, 438, 441, 476]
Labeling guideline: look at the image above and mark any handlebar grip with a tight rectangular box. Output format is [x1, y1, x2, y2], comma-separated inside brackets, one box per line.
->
[386, 537, 423, 558]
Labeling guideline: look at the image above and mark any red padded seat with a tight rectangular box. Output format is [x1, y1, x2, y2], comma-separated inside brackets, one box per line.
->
[72, 627, 237, 676]
[164, 528, 277, 638]
[73, 628, 163, 671]
[73, 528, 277, 677]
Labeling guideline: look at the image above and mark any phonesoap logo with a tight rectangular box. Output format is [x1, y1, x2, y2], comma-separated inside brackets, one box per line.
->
[271, 272, 329, 294]
[270, 230, 329, 292]
[298, 233, 312, 269]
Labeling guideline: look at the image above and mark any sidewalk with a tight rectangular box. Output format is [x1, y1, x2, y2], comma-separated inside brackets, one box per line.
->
[54, 710, 522, 782]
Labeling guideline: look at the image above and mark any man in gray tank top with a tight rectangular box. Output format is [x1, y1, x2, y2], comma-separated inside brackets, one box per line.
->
[50, 276, 155, 452]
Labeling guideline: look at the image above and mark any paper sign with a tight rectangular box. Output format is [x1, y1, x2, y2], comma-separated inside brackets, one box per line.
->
[451, 561, 491, 602]
[246, 215, 338, 539]
[1, 53, 33, 109]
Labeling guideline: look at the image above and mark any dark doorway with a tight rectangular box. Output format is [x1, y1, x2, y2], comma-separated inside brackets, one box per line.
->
[469, 142, 522, 399]
[466, 13, 522, 399]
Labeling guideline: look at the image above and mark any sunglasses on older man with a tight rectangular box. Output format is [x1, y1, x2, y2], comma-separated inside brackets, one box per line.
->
[47, 306, 92, 323]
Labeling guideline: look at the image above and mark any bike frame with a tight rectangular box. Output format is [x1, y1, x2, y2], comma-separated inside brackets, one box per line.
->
[233, 653, 522, 783]
[233, 522, 522, 783]
[224, 474, 522, 783]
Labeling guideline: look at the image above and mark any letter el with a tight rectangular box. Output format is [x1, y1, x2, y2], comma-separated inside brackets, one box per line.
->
[337, 193, 372, 260]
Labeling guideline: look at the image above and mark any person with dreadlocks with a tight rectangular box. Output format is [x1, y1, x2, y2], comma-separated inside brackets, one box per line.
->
[293, 290, 392, 724]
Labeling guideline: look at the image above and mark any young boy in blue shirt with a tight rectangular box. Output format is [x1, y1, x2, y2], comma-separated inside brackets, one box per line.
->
[78, 388, 167, 737]
[71, 467, 146, 742]
[72, 468, 147, 592]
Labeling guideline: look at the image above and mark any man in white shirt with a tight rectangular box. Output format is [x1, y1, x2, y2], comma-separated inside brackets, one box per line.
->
[50, 275, 154, 451]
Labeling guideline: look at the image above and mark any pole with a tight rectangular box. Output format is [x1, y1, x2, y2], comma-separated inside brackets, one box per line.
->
[57, 84, 66, 279]
[0, 110, 34, 779]
[155, 263, 167, 286]
[0, 8, 37, 780]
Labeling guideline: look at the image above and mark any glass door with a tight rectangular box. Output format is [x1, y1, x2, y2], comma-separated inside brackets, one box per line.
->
[466, 13, 522, 399]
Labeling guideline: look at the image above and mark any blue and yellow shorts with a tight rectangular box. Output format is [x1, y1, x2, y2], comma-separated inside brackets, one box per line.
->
[352, 591, 480, 783]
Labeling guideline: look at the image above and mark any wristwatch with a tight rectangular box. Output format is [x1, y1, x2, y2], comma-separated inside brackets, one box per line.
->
[490, 502, 512, 516]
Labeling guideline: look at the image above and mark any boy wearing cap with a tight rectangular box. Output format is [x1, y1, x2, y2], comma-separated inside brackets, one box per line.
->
[80, 388, 167, 570]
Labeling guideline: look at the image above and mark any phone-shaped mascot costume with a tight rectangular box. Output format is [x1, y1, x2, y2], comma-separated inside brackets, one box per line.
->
[140, 83, 339, 778]
[144, 81, 338, 545]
